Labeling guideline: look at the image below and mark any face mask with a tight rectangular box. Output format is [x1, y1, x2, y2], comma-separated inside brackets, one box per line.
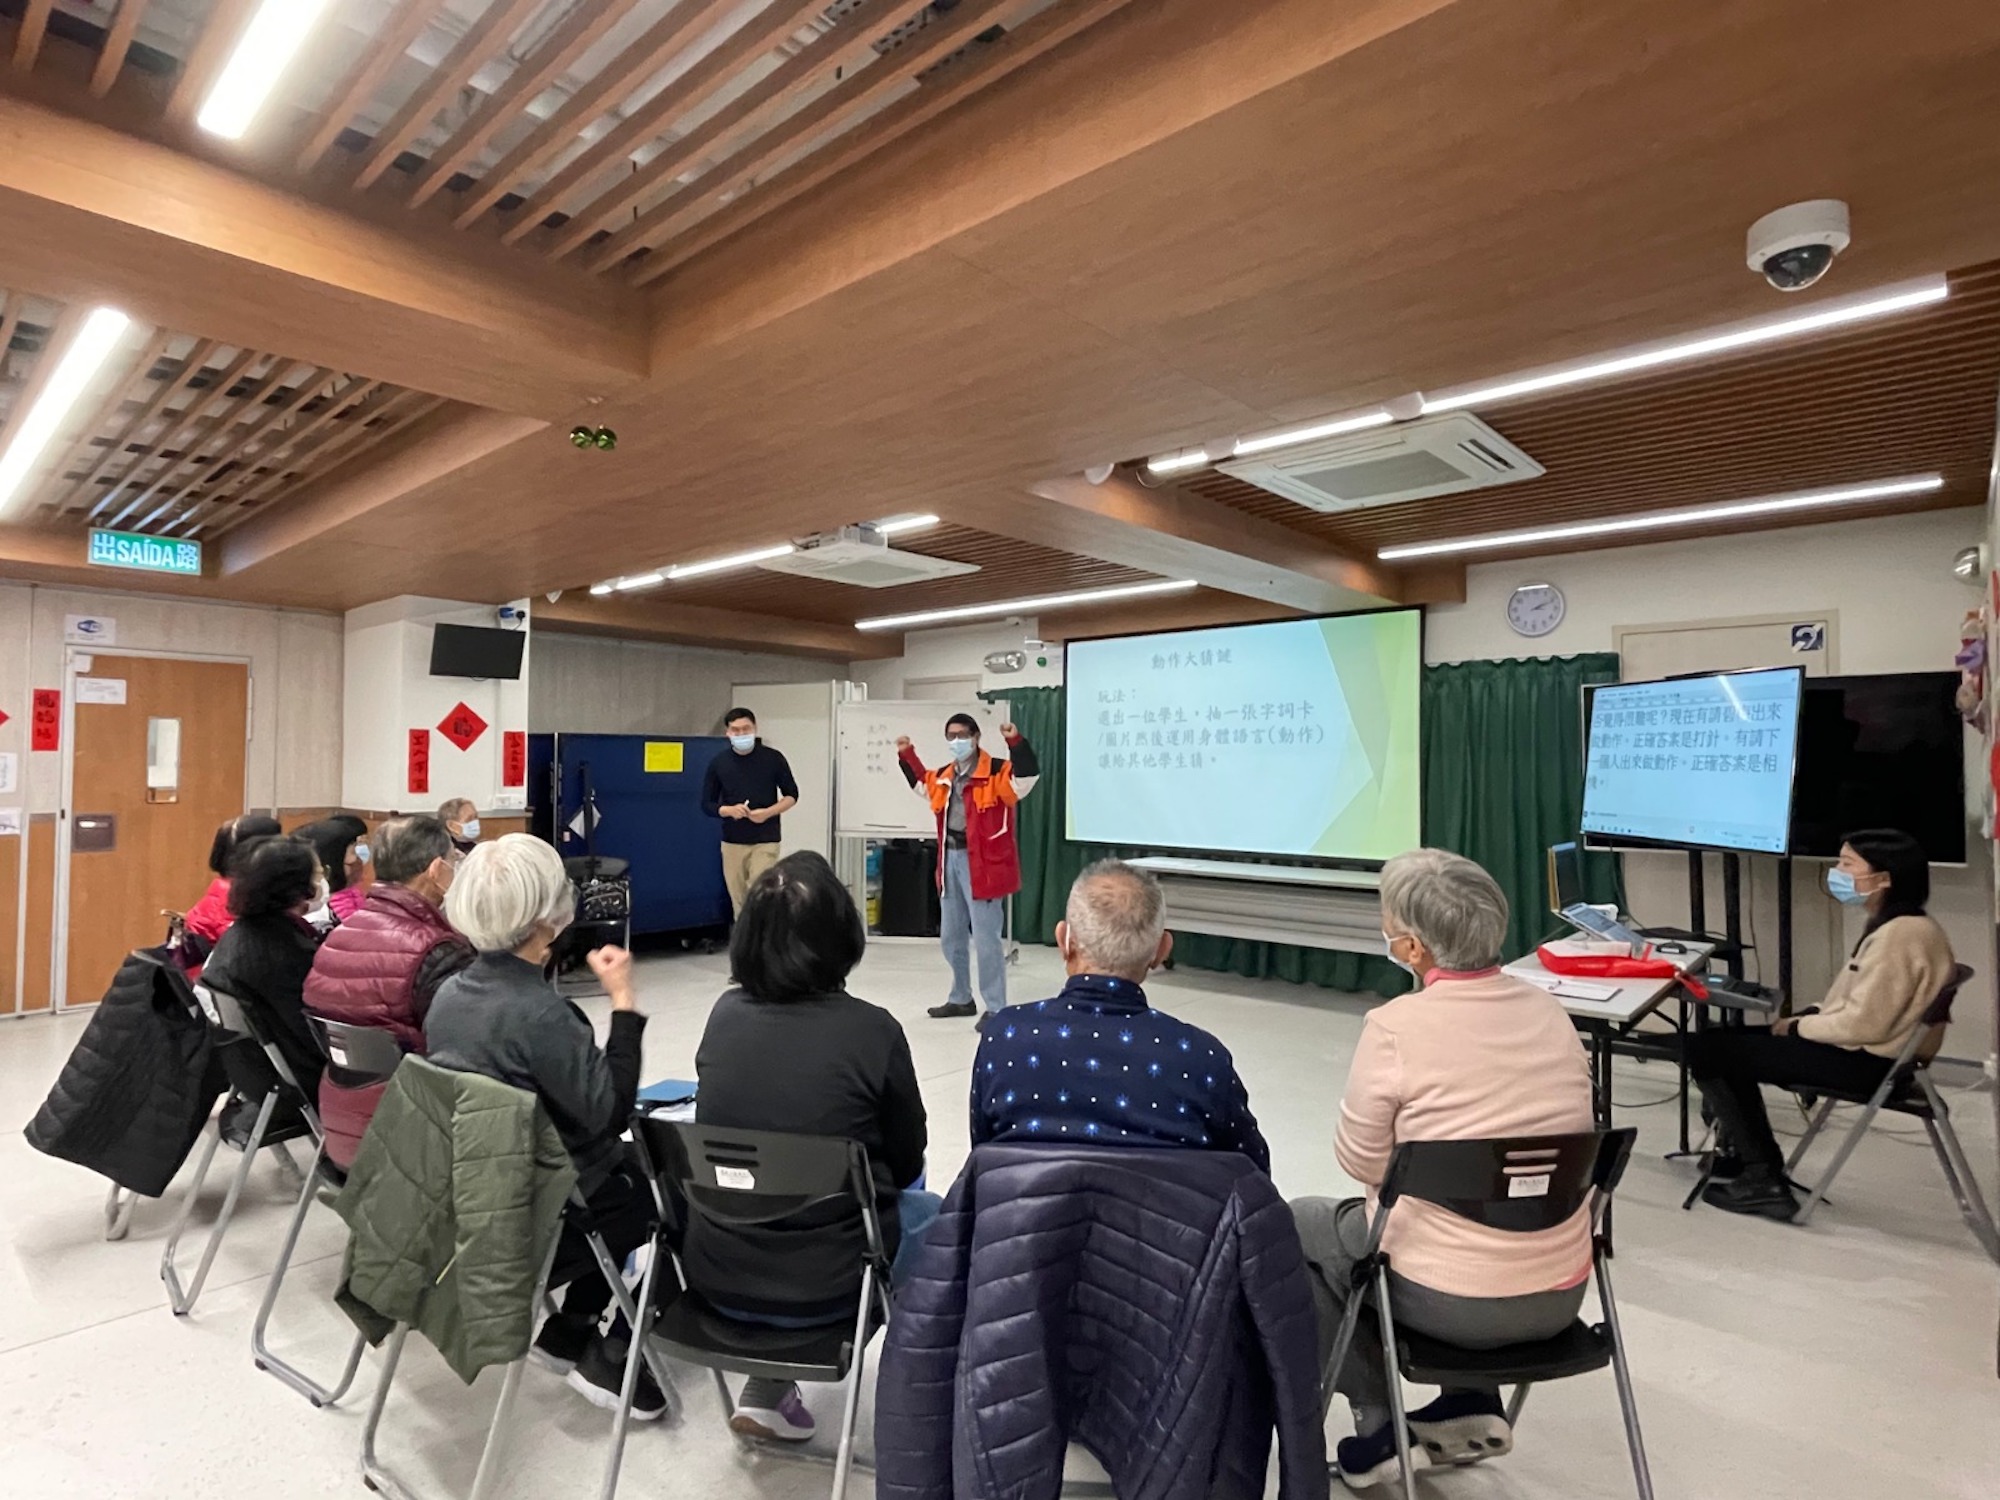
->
[307, 879, 331, 918]
[352, 842, 371, 866]
[1382, 931, 1417, 977]
[1825, 869, 1870, 906]
[729, 734, 756, 753]
[947, 737, 975, 763]
[459, 819, 481, 842]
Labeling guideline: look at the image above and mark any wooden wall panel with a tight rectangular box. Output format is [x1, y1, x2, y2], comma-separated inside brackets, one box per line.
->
[1, 826, 19, 1016]
[24, 814, 55, 1011]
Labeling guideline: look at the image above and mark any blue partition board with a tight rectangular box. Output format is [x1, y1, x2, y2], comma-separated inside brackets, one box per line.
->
[546, 733, 733, 938]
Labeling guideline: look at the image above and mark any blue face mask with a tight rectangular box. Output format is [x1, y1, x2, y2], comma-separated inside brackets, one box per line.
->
[1825, 869, 1869, 906]
[729, 734, 756, 753]
[352, 842, 371, 866]
[458, 819, 481, 842]
[947, 737, 976, 763]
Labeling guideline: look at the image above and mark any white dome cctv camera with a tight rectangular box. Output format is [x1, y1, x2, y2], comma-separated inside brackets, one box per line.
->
[1746, 200, 1850, 292]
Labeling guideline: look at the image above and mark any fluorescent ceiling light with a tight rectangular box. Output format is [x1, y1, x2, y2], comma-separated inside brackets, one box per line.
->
[871, 513, 940, 536]
[1231, 409, 1394, 458]
[857, 578, 1199, 632]
[1422, 275, 1949, 414]
[0, 307, 132, 518]
[588, 581, 615, 596]
[667, 543, 797, 580]
[1376, 475, 1943, 561]
[611, 571, 665, 591]
[197, 0, 336, 140]
[1146, 448, 1212, 476]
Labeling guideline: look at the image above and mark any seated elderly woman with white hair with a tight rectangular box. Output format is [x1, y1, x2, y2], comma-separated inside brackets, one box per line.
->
[424, 834, 671, 1422]
[1293, 848, 1593, 1492]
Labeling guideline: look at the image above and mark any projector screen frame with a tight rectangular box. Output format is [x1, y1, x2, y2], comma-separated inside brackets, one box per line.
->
[1578, 663, 1806, 857]
[1060, 605, 1426, 869]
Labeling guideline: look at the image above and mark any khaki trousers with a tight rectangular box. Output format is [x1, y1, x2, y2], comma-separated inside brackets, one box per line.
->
[720, 842, 781, 915]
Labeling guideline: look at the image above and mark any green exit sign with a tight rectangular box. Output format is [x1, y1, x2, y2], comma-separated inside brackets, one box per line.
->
[87, 528, 203, 577]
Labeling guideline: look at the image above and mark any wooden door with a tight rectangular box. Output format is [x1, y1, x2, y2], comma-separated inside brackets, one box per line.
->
[64, 655, 249, 1007]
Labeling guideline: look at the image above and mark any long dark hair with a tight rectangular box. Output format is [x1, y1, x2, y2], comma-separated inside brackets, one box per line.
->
[294, 815, 368, 892]
[729, 851, 866, 1001]
[1843, 828, 1929, 937]
[207, 813, 283, 877]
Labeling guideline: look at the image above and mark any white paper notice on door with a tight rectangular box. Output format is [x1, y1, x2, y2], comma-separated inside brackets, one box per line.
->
[0, 808, 22, 837]
[0, 752, 15, 794]
[76, 677, 127, 705]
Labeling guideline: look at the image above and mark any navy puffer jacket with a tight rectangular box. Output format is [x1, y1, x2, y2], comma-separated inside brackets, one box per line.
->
[875, 1144, 1327, 1500]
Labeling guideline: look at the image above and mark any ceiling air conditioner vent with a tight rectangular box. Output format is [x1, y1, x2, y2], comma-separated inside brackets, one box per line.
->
[757, 527, 981, 589]
[1217, 412, 1543, 513]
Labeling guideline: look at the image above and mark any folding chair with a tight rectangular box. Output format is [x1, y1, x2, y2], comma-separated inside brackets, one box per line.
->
[160, 984, 317, 1316]
[1785, 963, 1999, 1260]
[247, 1017, 401, 1406]
[1325, 1129, 1652, 1499]
[599, 1118, 892, 1500]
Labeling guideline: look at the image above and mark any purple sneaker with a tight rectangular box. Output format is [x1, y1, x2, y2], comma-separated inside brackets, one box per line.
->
[731, 1380, 815, 1442]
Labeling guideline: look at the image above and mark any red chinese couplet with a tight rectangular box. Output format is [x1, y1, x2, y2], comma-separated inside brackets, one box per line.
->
[31, 688, 61, 752]
[437, 701, 489, 753]
[408, 728, 431, 795]
[502, 730, 526, 787]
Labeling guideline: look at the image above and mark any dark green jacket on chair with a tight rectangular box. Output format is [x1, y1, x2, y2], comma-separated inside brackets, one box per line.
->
[334, 1055, 577, 1383]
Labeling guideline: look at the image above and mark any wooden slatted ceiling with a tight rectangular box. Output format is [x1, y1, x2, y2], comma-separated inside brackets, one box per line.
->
[20, 0, 1136, 286]
[1184, 259, 2000, 557]
[0, 289, 454, 539]
[654, 521, 1162, 623]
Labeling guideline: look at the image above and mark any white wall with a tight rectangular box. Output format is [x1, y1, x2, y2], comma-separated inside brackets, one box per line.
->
[342, 597, 529, 815]
[0, 581, 343, 814]
[850, 618, 1061, 700]
[528, 632, 840, 736]
[1428, 509, 1990, 1054]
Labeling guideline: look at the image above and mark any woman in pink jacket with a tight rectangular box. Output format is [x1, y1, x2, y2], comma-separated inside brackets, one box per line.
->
[1292, 849, 1593, 1490]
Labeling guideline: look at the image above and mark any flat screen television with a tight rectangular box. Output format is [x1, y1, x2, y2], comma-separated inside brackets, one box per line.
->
[1581, 665, 1805, 855]
[429, 623, 525, 680]
[1789, 671, 1967, 864]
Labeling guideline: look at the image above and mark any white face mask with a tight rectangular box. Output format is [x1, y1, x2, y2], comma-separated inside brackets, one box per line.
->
[459, 818, 481, 841]
[947, 737, 976, 763]
[729, 733, 756, 754]
[1382, 931, 1417, 977]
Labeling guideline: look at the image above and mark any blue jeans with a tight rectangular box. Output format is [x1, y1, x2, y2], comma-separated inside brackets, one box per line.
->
[941, 847, 1007, 1012]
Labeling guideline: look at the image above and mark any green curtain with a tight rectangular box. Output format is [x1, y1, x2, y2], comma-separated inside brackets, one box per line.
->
[989, 649, 1621, 997]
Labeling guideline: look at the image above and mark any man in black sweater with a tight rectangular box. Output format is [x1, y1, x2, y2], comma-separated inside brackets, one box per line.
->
[701, 707, 800, 916]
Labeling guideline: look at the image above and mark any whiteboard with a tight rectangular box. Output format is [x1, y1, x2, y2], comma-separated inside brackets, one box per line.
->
[836, 699, 1010, 837]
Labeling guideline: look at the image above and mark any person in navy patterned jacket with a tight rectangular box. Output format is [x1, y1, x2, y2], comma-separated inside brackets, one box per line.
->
[969, 859, 1270, 1172]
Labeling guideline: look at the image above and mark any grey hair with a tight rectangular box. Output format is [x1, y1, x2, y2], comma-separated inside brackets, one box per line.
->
[1063, 858, 1167, 976]
[444, 834, 575, 953]
[1378, 848, 1510, 971]
[437, 797, 477, 823]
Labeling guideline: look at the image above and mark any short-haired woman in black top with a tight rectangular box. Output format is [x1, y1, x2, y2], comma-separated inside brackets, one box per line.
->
[199, 834, 328, 1097]
[691, 851, 938, 1443]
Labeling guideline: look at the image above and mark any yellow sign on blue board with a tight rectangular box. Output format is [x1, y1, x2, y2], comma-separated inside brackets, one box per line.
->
[643, 742, 684, 773]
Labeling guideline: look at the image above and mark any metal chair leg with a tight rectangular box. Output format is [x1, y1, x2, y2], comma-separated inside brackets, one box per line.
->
[831, 1262, 877, 1500]
[105, 1182, 136, 1241]
[467, 1358, 530, 1500]
[252, 1136, 365, 1406]
[1784, 1097, 1837, 1176]
[1793, 1098, 1880, 1228]
[580, 1229, 679, 1411]
[1505, 1383, 1532, 1425]
[1374, 1264, 1419, 1497]
[598, 1240, 665, 1500]
[163, 1091, 277, 1315]
[1595, 1252, 1655, 1500]
[359, 1324, 417, 1500]
[1920, 1082, 2000, 1262]
[1322, 1263, 1372, 1421]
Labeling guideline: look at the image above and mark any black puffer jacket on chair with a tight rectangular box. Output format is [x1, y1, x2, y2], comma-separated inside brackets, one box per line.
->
[874, 1143, 1327, 1500]
[24, 949, 224, 1197]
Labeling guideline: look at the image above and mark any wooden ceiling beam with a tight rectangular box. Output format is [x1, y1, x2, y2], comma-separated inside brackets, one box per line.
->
[203, 389, 449, 538]
[0, 304, 77, 475]
[162, 0, 261, 128]
[95, 345, 261, 527]
[448, 0, 741, 230]
[504, 0, 844, 250]
[88, 0, 154, 98]
[549, 0, 933, 262]
[152, 363, 327, 528]
[534, 592, 896, 662]
[219, 405, 546, 572]
[12, 0, 55, 74]
[408, 0, 650, 209]
[632, 0, 1142, 285]
[0, 94, 644, 417]
[350, 0, 549, 193]
[979, 471, 1408, 613]
[24, 328, 172, 520]
[189, 377, 389, 525]
[296, 0, 456, 172]
[122, 355, 296, 531]
[61, 337, 213, 516]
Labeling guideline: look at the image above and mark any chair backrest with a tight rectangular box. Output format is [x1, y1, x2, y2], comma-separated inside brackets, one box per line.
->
[195, 982, 294, 1099]
[632, 1116, 884, 1260]
[311, 1017, 405, 1087]
[1380, 1129, 1636, 1234]
[1920, 963, 1975, 1029]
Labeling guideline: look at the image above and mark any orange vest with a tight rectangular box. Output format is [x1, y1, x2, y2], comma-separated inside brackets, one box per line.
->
[901, 747, 1024, 901]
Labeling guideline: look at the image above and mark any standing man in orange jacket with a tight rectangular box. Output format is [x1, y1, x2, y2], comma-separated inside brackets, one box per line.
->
[897, 714, 1039, 1027]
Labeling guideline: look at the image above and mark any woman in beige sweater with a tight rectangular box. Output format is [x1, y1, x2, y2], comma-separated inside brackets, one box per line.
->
[1689, 828, 1954, 1221]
